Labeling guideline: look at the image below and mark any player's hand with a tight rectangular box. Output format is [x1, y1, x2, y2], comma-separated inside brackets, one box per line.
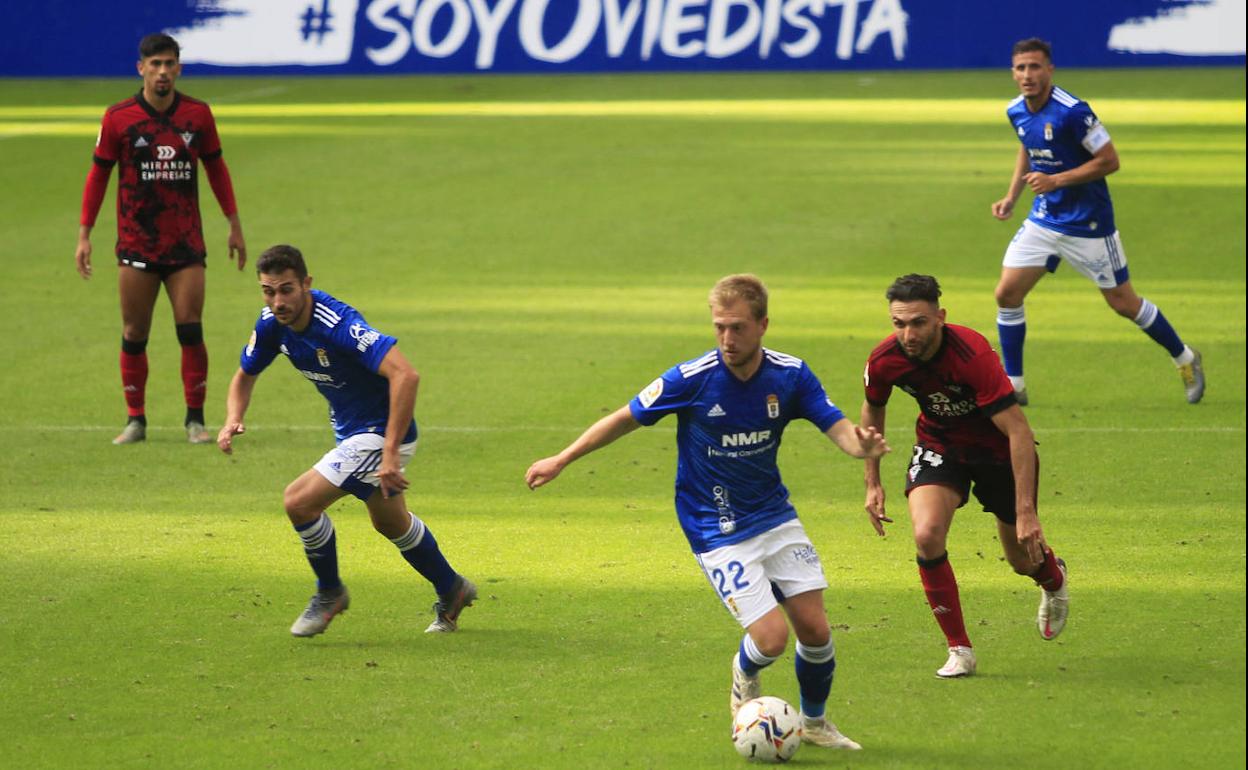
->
[75, 238, 93, 279]
[217, 422, 245, 454]
[525, 456, 565, 490]
[228, 226, 247, 270]
[377, 456, 409, 498]
[855, 424, 890, 459]
[1014, 508, 1044, 563]
[1023, 171, 1060, 195]
[864, 483, 892, 537]
[990, 197, 1015, 221]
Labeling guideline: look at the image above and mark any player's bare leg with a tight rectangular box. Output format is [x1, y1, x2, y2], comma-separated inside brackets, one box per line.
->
[782, 591, 860, 750]
[284, 469, 351, 637]
[994, 266, 1048, 405]
[366, 489, 476, 633]
[113, 267, 161, 444]
[998, 518, 1069, 640]
[165, 265, 212, 442]
[1101, 280, 1204, 403]
[910, 485, 976, 677]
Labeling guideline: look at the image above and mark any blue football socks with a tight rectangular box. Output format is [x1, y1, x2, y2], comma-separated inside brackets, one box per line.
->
[294, 513, 342, 591]
[795, 639, 837, 719]
[997, 305, 1027, 378]
[390, 512, 458, 595]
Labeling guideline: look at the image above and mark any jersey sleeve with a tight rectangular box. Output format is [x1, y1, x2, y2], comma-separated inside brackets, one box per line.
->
[199, 105, 223, 159]
[628, 365, 698, 426]
[94, 110, 120, 163]
[325, 310, 397, 374]
[240, 315, 280, 376]
[967, 347, 1016, 417]
[795, 362, 845, 432]
[1070, 101, 1111, 155]
[863, 355, 893, 406]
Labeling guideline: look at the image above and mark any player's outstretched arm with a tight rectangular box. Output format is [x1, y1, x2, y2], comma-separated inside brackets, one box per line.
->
[218, 368, 258, 454]
[824, 417, 890, 461]
[525, 405, 641, 490]
[990, 404, 1043, 561]
[860, 401, 893, 536]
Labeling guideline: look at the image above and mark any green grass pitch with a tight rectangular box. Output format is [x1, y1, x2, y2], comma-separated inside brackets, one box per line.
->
[0, 67, 1243, 768]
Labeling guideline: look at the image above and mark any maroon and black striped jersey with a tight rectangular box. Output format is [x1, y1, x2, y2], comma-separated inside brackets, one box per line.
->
[864, 324, 1017, 463]
[93, 91, 223, 265]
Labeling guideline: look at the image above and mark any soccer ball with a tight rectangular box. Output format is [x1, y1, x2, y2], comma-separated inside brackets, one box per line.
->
[731, 696, 802, 763]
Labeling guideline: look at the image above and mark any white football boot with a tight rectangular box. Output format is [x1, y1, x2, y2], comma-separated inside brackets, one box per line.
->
[185, 421, 213, 444]
[1038, 559, 1070, 640]
[290, 586, 350, 637]
[1178, 349, 1205, 404]
[730, 654, 761, 717]
[112, 419, 146, 445]
[936, 646, 977, 678]
[425, 576, 478, 633]
[801, 715, 862, 750]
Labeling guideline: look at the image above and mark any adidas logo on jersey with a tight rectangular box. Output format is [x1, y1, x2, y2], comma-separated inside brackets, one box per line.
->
[134, 137, 148, 147]
[707, 404, 726, 417]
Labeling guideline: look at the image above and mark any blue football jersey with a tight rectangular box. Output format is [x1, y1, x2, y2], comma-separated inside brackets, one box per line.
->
[240, 289, 416, 443]
[628, 348, 845, 554]
[1007, 85, 1115, 237]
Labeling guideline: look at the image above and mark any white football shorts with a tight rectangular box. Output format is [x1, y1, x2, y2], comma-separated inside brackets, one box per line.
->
[1003, 219, 1129, 289]
[693, 519, 829, 629]
[313, 432, 417, 502]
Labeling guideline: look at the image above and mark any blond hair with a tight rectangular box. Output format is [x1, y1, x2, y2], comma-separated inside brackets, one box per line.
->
[709, 274, 768, 320]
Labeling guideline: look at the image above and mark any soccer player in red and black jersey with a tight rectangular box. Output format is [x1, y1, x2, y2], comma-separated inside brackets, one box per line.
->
[75, 33, 246, 445]
[859, 274, 1068, 679]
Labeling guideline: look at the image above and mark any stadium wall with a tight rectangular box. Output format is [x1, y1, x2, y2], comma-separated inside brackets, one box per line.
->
[3, 0, 1244, 76]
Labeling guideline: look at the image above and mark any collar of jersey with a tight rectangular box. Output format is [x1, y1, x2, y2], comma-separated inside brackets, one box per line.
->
[135, 90, 181, 119]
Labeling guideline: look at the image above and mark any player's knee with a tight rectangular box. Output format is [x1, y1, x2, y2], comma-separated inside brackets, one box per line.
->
[995, 285, 1024, 308]
[175, 322, 203, 347]
[755, 629, 788, 658]
[913, 528, 947, 557]
[282, 486, 318, 523]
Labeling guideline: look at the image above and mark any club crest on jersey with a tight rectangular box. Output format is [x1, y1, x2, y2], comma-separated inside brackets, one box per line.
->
[766, 394, 780, 419]
[316, 348, 330, 367]
[1044, 123, 1053, 141]
[638, 377, 664, 408]
[180, 131, 195, 147]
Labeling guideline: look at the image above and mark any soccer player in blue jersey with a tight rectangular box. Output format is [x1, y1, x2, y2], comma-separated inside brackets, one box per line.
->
[217, 244, 475, 637]
[525, 274, 888, 751]
[990, 37, 1205, 405]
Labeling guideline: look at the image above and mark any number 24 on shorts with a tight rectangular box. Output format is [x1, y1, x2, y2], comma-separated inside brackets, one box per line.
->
[912, 447, 944, 467]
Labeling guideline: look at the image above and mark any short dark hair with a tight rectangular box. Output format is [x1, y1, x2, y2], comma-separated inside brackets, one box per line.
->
[886, 274, 942, 304]
[1012, 37, 1052, 61]
[256, 244, 308, 280]
[139, 33, 180, 60]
